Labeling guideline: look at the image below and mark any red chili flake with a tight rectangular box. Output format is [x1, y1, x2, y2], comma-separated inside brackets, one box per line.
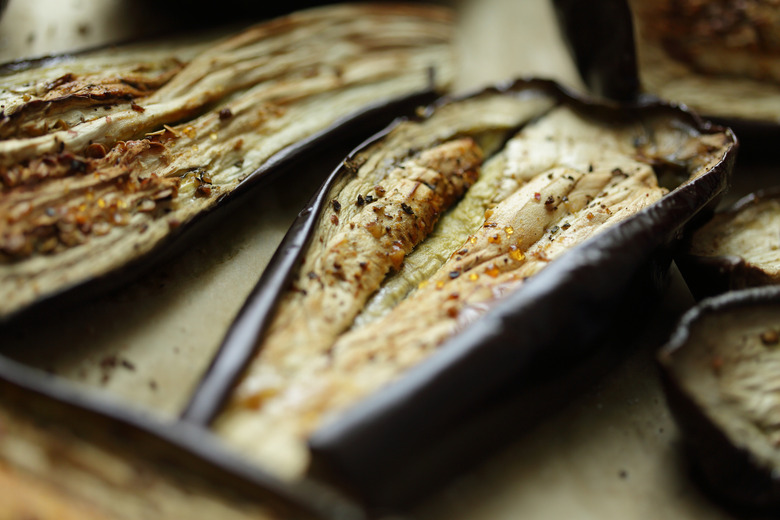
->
[761, 330, 779, 345]
[331, 199, 341, 212]
[330, 214, 339, 225]
[533, 192, 541, 201]
[375, 185, 386, 197]
[130, 102, 145, 113]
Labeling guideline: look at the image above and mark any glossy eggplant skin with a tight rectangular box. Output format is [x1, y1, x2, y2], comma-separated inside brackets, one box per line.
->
[552, 0, 639, 102]
[659, 287, 780, 513]
[677, 188, 780, 300]
[185, 78, 737, 509]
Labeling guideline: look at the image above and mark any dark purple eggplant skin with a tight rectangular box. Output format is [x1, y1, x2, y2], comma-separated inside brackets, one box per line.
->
[552, 0, 639, 102]
[676, 188, 780, 301]
[182, 78, 737, 509]
[659, 287, 780, 514]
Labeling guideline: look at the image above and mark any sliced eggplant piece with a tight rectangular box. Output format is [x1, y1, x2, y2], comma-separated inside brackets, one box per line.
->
[554, 0, 780, 141]
[659, 287, 780, 512]
[630, 0, 780, 123]
[678, 188, 780, 300]
[0, 3, 454, 320]
[179, 79, 736, 505]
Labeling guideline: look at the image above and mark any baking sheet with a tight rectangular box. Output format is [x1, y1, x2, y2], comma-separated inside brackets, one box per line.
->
[0, 1, 762, 518]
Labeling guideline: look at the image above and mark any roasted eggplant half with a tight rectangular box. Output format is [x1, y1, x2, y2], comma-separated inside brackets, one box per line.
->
[677, 188, 780, 300]
[0, 3, 454, 320]
[659, 286, 780, 512]
[554, 0, 780, 142]
[177, 79, 736, 507]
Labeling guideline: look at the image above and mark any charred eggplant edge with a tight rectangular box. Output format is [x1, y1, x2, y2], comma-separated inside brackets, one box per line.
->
[677, 187, 780, 300]
[658, 286, 780, 513]
[183, 77, 737, 507]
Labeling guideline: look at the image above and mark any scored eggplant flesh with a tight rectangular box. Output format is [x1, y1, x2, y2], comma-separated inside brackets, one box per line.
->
[629, 0, 780, 121]
[0, 3, 454, 319]
[213, 88, 733, 479]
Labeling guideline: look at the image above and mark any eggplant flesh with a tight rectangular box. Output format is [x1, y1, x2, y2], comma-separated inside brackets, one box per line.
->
[629, 0, 780, 122]
[660, 289, 780, 510]
[212, 85, 734, 480]
[0, 3, 454, 320]
[680, 189, 780, 299]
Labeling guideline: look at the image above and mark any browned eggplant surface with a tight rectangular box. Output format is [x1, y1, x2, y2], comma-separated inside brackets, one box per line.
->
[207, 82, 735, 481]
[630, 0, 780, 122]
[679, 188, 780, 299]
[0, 3, 454, 320]
[660, 287, 780, 511]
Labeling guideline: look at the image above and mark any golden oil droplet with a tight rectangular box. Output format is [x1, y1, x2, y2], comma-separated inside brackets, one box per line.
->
[488, 234, 501, 244]
[97, 198, 106, 209]
[504, 226, 514, 235]
[418, 280, 429, 289]
[484, 208, 494, 219]
[210, 132, 218, 141]
[469, 236, 477, 244]
[436, 281, 445, 289]
[509, 248, 525, 262]
[468, 273, 479, 281]
[485, 264, 500, 278]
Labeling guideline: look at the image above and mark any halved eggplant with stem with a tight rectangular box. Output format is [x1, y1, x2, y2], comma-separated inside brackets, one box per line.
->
[678, 187, 780, 300]
[0, 3, 454, 321]
[182, 79, 737, 507]
[660, 286, 780, 513]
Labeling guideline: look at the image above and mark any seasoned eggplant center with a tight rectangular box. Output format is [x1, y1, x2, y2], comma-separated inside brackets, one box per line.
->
[213, 103, 733, 479]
